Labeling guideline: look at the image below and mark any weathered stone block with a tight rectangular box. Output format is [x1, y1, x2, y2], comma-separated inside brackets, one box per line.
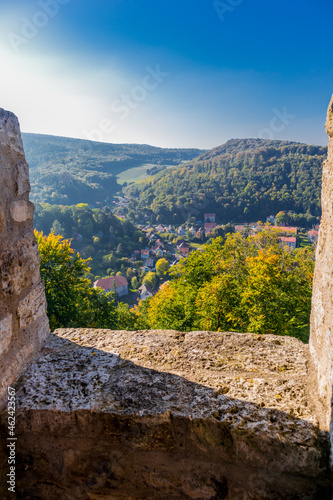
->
[10, 200, 34, 222]
[15, 159, 30, 195]
[0, 343, 34, 397]
[0, 233, 41, 297]
[17, 282, 48, 329]
[0, 314, 12, 353]
[0, 109, 24, 155]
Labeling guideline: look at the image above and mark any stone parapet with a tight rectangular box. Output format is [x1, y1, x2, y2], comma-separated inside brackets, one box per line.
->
[0, 329, 329, 499]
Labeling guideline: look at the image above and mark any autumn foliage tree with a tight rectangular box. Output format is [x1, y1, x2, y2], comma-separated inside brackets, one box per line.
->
[142, 226, 315, 342]
[35, 230, 117, 331]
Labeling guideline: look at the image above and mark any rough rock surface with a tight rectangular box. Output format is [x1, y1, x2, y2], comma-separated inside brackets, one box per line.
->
[0, 108, 49, 405]
[309, 95, 333, 449]
[1, 329, 329, 499]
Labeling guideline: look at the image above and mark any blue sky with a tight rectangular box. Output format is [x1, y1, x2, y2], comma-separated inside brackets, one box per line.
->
[0, 0, 332, 148]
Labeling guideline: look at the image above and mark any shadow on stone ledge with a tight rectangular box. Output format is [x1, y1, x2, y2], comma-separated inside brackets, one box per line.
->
[0, 329, 331, 500]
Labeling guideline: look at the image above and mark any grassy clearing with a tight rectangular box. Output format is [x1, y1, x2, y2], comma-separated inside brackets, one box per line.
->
[117, 164, 176, 185]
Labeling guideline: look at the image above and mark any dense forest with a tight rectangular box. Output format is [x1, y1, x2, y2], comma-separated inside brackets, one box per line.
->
[123, 139, 327, 224]
[22, 133, 203, 206]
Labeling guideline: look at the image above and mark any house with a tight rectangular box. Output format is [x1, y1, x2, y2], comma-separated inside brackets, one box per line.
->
[279, 236, 296, 250]
[267, 215, 276, 224]
[178, 242, 190, 256]
[151, 239, 165, 256]
[177, 226, 186, 236]
[94, 275, 129, 296]
[234, 225, 246, 232]
[176, 239, 186, 248]
[204, 213, 216, 223]
[155, 239, 165, 248]
[189, 226, 197, 236]
[159, 280, 170, 290]
[204, 222, 217, 234]
[149, 233, 158, 242]
[141, 249, 149, 260]
[138, 284, 153, 301]
[308, 230, 319, 244]
[155, 225, 166, 233]
[133, 250, 141, 258]
[145, 258, 155, 269]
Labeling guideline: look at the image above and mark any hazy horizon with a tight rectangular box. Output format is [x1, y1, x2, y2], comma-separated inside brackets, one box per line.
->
[20, 130, 328, 151]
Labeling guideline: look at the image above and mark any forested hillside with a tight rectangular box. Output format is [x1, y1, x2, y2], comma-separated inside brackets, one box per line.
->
[123, 139, 327, 224]
[22, 133, 203, 206]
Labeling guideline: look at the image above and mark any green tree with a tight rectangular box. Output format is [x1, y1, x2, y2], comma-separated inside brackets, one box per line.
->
[156, 258, 170, 277]
[142, 271, 157, 290]
[131, 276, 139, 289]
[35, 230, 117, 331]
[147, 281, 197, 331]
[275, 211, 288, 225]
[126, 267, 135, 280]
[116, 302, 137, 330]
[51, 219, 65, 236]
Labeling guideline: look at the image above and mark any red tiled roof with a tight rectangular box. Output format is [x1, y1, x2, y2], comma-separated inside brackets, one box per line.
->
[94, 275, 128, 290]
[280, 237, 296, 243]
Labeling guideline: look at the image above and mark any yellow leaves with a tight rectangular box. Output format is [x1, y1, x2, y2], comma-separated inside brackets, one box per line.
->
[136, 226, 314, 342]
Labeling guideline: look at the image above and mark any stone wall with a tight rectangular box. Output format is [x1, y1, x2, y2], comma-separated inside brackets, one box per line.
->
[309, 96, 333, 456]
[3, 329, 332, 499]
[0, 108, 50, 406]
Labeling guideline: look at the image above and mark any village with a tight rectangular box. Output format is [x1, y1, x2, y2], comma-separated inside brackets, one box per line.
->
[93, 207, 320, 304]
